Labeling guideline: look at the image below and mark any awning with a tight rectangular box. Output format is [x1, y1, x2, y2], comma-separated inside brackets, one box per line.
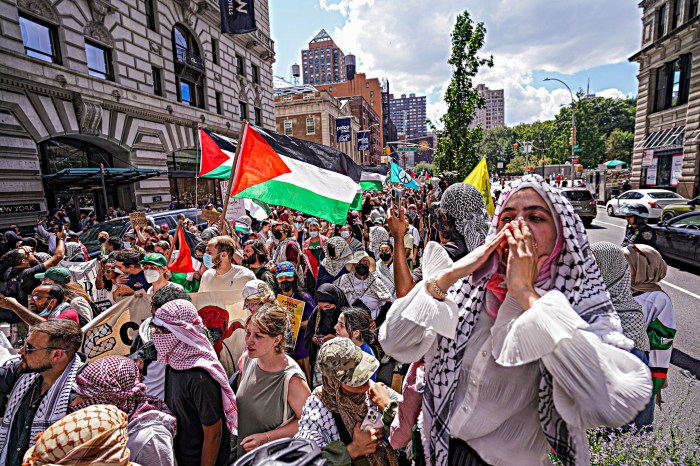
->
[43, 168, 167, 189]
[635, 126, 685, 150]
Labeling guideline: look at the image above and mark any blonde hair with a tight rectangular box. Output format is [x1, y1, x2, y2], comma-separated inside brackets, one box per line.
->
[246, 302, 291, 353]
[245, 282, 276, 306]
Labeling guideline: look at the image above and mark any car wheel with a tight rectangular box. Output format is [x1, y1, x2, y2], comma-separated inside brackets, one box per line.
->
[607, 205, 615, 217]
[662, 211, 676, 223]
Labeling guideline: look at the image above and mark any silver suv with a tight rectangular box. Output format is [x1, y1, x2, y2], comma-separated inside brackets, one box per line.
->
[560, 188, 597, 227]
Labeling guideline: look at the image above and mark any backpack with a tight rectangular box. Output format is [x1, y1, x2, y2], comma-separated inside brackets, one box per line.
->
[0, 268, 22, 300]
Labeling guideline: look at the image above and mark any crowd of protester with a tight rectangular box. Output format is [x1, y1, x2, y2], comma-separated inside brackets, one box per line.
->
[0, 174, 676, 465]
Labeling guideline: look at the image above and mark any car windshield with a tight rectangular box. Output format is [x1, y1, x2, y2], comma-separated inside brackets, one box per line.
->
[671, 214, 700, 229]
[648, 192, 684, 200]
[563, 191, 593, 201]
[80, 220, 125, 246]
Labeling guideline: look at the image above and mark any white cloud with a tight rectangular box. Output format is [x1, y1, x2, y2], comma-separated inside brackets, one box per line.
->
[596, 88, 628, 100]
[317, 0, 641, 126]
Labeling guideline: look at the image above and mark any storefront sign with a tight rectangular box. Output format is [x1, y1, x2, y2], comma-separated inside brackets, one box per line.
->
[642, 149, 654, 168]
[670, 154, 684, 186]
[336, 118, 352, 142]
[358, 131, 370, 151]
[645, 157, 658, 186]
[0, 203, 41, 215]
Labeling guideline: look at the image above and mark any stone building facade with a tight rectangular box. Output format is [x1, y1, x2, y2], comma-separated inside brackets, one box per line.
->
[0, 0, 276, 227]
[273, 89, 361, 165]
[629, 0, 699, 197]
[388, 93, 427, 141]
[469, 84, 504, 130]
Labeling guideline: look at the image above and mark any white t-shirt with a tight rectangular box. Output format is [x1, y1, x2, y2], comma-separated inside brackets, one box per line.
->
[199, 265, 256, 293]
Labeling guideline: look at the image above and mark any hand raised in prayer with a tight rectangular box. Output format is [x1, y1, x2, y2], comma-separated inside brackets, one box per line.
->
[504, 218, 547, 310]
[347, 422, 382, 459]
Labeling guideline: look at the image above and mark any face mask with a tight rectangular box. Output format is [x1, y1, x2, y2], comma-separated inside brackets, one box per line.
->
[355, 264, 370, 276]
[309, 231, 319, 238]
[340, 231, 350, 239]
[321, 306, 336, 314]
[36, 302, 53, 317]
[295, 223, 302, 229]
[379, 252, 392, 262]
[202, 253, 216, 268]
[279, 280, 294, 292]
[122, 242, 131, 249]
[144, 269, 161, 283]
[99, 237, 106, 243]
[273, 230, 283, 240]
[408, 210, 417, 220]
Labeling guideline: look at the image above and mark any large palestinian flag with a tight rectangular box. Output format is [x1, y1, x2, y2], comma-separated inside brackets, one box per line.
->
[198, 129, 237, 179]
[359, 169, 386, 192]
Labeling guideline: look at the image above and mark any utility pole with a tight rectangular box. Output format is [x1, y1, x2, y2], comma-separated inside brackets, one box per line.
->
[539, 131, 546, 176]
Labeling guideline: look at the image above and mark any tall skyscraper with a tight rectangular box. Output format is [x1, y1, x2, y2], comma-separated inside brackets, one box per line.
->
[301, 29, 346, 86]
[388, 93, 427, 140]
[470, 84, 505, 129]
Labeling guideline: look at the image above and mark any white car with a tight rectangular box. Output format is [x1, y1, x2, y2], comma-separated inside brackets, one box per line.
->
[606, 189, 687, 221]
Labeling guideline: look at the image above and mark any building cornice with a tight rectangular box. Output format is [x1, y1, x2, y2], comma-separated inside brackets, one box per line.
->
[629, 16, 700, 62]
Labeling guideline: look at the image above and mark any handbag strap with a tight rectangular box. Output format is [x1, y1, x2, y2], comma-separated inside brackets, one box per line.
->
[331, 411, 353, 445]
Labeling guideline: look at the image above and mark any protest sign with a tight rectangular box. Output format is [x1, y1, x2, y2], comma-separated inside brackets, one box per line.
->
[276, 294, 304, 350]
[201, 209, 221, 223]
[129, 212, 148, 228]
[61, 259, 114, 312]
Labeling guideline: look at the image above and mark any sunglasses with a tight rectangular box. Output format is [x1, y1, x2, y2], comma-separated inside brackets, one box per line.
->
[148, 322, 171, 334]
[24, 341, 65, 353]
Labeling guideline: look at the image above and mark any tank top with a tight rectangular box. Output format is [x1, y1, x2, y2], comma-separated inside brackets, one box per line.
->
[236, 356, 305, 455]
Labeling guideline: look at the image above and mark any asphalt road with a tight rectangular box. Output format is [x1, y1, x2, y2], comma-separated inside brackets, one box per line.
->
[587, 207, 700, 429]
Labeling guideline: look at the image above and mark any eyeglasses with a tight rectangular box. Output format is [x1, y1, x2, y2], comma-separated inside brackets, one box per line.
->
[29, 295, 50, 301]
[23, 342, 65, 353]
[148, 322, 171, 334]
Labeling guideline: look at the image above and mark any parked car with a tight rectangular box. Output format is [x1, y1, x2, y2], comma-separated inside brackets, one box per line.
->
[559, 188, 597, 227]
[652, 211, 700, 268]
[660, 195, 700, 222]
[605, 189, 687, 221]
[80, 208, 206, 258]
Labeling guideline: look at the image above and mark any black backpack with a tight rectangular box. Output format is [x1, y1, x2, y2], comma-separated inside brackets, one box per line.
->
[0, 268, 22, 301]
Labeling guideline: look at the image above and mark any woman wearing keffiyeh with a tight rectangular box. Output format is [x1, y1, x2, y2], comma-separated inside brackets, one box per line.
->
[70, 356, 176, 465]
[380, 175, 652, 466]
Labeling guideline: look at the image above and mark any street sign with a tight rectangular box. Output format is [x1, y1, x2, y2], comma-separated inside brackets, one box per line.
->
[572, 158, 579, 164]
[397, 147, 416, 152]
[574, 147, 583, 153]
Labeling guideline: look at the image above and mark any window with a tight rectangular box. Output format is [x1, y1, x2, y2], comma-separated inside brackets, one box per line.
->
[19, 13, 60, 63]
[251, 64, 260, 84]
[85, 41, 114, 80]
[691, 0, 699, 18]
[306, 117, 315, 134]
[672, 0, 681, 29]
[657, 4, 667, 39]
[180, 80, 193, 106]
[284, 119, 293, 135]
[172, 25, 205, 108]
[329, 87, 332, 92]
[370, 91, 374, 98]
[236, 54, 245, 76]
[211, 38, 218, 65]
[254, 107, 262, 126]
[145, 0, 156, 31]
[239, 101, 248, 121]
[654, 54, 692, 111]
[215, 92, 223, 115]
[366, 83, 369, 88]
[151, 66, 162, 96]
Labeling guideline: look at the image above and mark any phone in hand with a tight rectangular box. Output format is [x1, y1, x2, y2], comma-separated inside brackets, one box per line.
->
[392, 188, 402, 209]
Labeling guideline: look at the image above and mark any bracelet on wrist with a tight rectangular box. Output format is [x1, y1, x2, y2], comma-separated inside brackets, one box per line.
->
[429, 277, 447, 301]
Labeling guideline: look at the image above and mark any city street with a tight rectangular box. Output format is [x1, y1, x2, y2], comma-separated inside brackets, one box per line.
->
[588, 207, 700, 429]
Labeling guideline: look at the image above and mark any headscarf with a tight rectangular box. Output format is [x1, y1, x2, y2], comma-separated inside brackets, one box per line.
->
[591, 242, 650, 352]
[152, 299, 238, 433]
[368, 226, 390, 258]
[320, 237, 353, 277]
[22, 404, 132, 465]
[423, 175, 629, 466]
[439, 183, 491, 253]
[64, 242, 84, 262]
[622, 244, 667, 295]
[430, 177, 442, 199]
[71, 356, 176, 436]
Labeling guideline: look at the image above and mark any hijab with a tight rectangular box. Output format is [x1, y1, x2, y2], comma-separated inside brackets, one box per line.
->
[622, 244, 667, 295]
[439, 183, 491, 253]
[320, 237, 353, 277]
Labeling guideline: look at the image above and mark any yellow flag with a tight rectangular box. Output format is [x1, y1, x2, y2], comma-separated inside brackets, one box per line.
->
[464, 157, 494, 215]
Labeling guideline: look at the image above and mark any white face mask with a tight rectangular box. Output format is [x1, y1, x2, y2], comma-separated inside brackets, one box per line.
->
[144, 269, 161, 283]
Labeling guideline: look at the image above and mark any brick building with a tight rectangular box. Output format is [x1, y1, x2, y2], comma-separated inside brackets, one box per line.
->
[301, 29, 346, 86]
[470, 84, 505, 130]
[0, 0, 276, 226]
[340, 95, 381, 165]
[388, 93, 427, 140]
[629, 0, 699, 197]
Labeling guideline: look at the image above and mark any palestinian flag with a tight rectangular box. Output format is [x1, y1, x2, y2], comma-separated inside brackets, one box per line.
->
[359, 170, 386, 192]
[198, 129, 237, 179]
[168, 226, 195, 273]
[231, 124, 362, 225]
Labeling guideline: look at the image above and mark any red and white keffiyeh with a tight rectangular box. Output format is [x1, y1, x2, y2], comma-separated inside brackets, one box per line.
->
[152, 299, 238, 433]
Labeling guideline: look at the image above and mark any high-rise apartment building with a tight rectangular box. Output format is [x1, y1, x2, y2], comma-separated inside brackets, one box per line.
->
[471, 84, 505, 129]
[301, 29, 346, 86]
[389, 93, 427, 141]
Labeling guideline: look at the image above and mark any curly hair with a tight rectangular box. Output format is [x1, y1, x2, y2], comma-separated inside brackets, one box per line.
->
[245, 302, 291, 354]
[340, 306, 375, 345]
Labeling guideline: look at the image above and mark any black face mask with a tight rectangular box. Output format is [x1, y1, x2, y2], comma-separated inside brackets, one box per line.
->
[379, 252, 392, 262]
[279, 280, 295, 292]
[273, 230, 284, 240]
[355, 264, 370, 276]
[98, 237, 106, 243]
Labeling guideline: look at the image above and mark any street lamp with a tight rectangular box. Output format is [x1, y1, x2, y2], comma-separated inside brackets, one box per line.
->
[543, 77, 576, 182]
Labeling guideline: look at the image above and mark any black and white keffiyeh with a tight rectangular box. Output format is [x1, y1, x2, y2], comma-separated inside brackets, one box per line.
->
[423, 175, 628, 466]
[321, 237, 353, 277]
[439, 183, 491, 253]
[369, 226, 390, 258]
[591, 241, 650, 352]
[0, 354, 85, 463]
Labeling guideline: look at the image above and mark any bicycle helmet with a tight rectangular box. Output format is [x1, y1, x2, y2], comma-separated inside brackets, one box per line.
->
[617, 202, 650, 218]
[234, 438, 326, 466]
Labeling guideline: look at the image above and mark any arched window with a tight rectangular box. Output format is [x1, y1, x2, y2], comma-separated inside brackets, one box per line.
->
[172, 25, 205, 109]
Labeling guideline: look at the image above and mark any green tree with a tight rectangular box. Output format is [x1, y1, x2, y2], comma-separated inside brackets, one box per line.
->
[413, 162, 435, 175]
[505, 154, 552, 175]
[433, 11, 493, 178]
[478, 126, 516, 173]
[604, 128, 635, 164]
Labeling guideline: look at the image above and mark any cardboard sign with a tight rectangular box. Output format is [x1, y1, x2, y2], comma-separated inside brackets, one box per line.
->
[201, 209, 221, 223]
[129, 212, 148, 228]
[277, 294, 305, 350]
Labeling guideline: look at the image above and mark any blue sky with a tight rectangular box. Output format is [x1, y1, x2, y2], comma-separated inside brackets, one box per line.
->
[269, 0, 642, 127]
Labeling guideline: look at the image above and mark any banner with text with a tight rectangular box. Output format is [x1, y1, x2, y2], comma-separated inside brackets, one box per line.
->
[336, 117, 352, 142]
[61, 259, 114, 312]
[219, 0, 257, 34]
[357, 131, 370, 151]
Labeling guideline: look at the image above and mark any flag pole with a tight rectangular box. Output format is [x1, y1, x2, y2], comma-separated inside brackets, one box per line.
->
[218, 121, 247, 235]
[195, 125, 200, 223]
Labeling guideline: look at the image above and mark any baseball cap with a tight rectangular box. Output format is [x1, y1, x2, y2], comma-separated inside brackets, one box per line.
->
[318, 337, 379, 387]
[275, 261, 296, 278]
[139, 253, 167, 267]
[243, 279, 268, 300]
[35, 266, 71, 283]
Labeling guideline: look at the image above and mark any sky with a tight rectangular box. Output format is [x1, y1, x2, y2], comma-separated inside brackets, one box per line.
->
[268, 0, 643, 128]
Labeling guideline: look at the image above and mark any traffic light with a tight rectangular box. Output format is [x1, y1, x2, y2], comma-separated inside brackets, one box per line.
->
[383, 146, 391, 155]
[569, 126, 577, 146]
[513, 142, 519, 153]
